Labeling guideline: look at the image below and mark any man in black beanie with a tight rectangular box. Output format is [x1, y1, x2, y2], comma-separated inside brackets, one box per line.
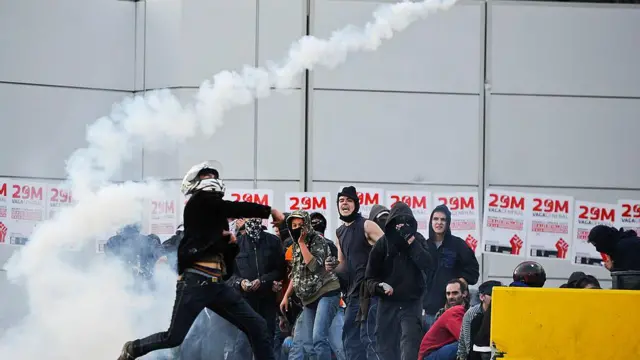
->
[326, 186, 384, 360]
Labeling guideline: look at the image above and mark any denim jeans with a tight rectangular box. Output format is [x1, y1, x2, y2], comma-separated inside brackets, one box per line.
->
[131, 272, 274, 360]
[289, 294, 340, 360]
[289, 306, 346, 360]
[424, 342, 459, 360]
[343, 296, 380, 360]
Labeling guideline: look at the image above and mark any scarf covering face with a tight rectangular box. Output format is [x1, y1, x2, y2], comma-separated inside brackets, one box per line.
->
[245, 218, 263, 239]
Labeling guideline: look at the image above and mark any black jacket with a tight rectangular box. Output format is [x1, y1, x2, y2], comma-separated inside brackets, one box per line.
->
[177, 190, 272, 276]
[365, 202, 434, 302]
[228, 231, 286, 300]
[423, 204, 480, 314]
[589, 226, 640, 271]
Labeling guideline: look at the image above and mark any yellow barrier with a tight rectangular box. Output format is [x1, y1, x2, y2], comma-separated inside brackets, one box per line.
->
[491, 287, 640, 360]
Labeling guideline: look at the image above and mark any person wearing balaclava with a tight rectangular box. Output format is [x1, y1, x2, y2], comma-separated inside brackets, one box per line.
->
[227, 218, 286, 360]
[422, 204, 479, 332]
[588, 225, 640, 272]
[364, 202, 433, 360]
[280, 211, 342, 360]
[325, 186, 384, 360]
[368, 205, 390, 230]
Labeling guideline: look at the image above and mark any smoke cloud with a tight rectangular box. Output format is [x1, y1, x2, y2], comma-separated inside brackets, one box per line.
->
[0, 1, 457, 359]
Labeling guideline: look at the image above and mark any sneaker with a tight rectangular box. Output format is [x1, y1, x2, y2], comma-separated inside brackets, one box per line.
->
[117, 341, 135, 360]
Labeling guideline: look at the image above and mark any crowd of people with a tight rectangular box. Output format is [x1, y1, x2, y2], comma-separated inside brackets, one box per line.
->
[104, 162, 640, 360]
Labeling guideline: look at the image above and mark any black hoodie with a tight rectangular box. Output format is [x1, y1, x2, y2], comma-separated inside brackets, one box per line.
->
[423, 204, 480, 315]
[588, 225, 640, 271]
[364, 202, 434, 302]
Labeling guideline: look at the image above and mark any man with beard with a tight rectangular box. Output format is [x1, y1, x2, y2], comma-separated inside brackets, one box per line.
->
[227, 218, 286, 360]
[325, 186, 384, 360]
[364, 202, 433, 360]
[117, 161, 285, 360]
[422, 204, 479, 331]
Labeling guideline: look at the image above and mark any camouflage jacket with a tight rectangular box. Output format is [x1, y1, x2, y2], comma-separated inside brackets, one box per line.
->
[290, 231, 339, 302]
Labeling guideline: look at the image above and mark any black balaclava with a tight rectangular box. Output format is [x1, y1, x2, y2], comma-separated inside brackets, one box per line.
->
[337, 186, 360, 223]
[310, 212, 327, 235]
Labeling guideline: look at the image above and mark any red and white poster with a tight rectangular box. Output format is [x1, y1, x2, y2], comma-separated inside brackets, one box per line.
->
[286, 192, 332, 239]
[337, 187, 384, 220]
[482, 189, 527, 256]
[145, 196, 179, 242]
[525, 194, 573, 260]
[385, 190, 431, 238]
[616, 199, 640, 235]
[225, 189, 274, 232]
[46, 183, 76, 219]
[46, 182, 80, 251]
[6, 180, 47, 246]
[572, 201, 616, 266]
[0, 179, 10, 244]
[433, 192, 481, 254]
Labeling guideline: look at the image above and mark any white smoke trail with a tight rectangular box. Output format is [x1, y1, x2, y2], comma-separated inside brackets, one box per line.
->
[0, 0, 457, 359]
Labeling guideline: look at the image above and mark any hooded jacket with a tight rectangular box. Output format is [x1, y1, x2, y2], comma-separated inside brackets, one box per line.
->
[423, 204, 480, 315]
[287, 210, 341, 305]
[365, 202, 433, 302]
[368, 204, 390, 230]
[588, 225, 640, 271]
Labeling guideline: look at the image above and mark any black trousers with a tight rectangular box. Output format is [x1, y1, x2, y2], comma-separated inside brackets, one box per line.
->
[228, 296, 278, 360]
[375, 298, 423, 360]
[132, 272, 275, 360]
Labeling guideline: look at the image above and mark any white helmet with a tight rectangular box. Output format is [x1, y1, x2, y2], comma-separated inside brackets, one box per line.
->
[180, 161, 225, 196]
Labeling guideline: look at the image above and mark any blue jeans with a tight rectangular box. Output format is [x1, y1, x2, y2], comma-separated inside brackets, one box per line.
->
[424, 342, 458, 360]
[343, 296, 380, 360]
[289, 294, 340, 360]
[289, 307, 346, 360]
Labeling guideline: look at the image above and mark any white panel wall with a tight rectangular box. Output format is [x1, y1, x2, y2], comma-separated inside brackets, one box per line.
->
[0, 0, 135, 90]
[310, 0, 484, 93]
[490, 2, 640, 97]
[0, 84, 142, 181]
[484, 1, 640, 286]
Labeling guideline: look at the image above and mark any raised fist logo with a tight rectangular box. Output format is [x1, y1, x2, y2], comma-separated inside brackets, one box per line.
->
[509, 234, 523, 255]
[0, 222, 7, 243]
[555, 238, 569, 259]
[465, 235, 478, 252]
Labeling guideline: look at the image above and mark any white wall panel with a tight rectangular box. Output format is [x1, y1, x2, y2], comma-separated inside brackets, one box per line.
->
[310, 0, 483, 93]
[180, 0, 257, 87]
[257, 180, 302, 212]
[258, 0, 306, 89]
[143, 0, 257, 89]
[143, 0, 183, 90]
[0, 0, 135, 90]
[487, 95, 640, 188]
[141, 89, 256, 180]
[0, 84, 141, 181]
[310, 90, 480, 184]
[490, 2, 640, 97]
[134, 1, 147, 92]
[257, 90, 305, 181]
